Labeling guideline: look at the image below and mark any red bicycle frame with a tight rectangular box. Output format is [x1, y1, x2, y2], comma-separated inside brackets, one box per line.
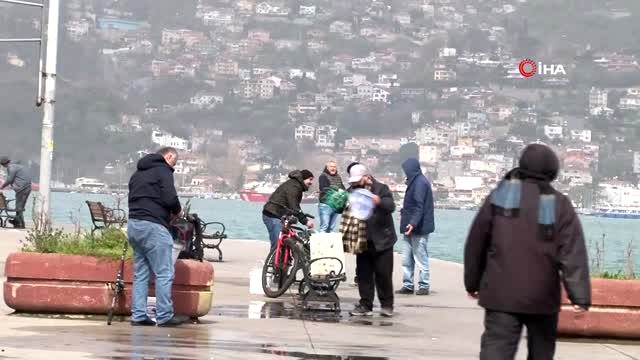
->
[273, 220, 296, 268]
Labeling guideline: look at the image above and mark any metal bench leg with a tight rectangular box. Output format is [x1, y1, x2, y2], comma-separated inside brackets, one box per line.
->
[216, 246, 223, 262]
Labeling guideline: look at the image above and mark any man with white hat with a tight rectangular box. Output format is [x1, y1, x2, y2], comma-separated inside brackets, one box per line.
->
[340, 164, 397, 317]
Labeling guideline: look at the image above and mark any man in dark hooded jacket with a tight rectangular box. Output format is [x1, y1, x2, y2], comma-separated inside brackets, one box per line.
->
[1, 156, 32, 229]
[396, 158, 434, 296]
[263, 170, 315, 252]
[318, 160, 345, 232]
[464, 144, 591, 360]
[127, 147, 188, 327]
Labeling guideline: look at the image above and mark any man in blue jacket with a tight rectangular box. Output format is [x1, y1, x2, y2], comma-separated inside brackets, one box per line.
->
[127, 147, 188, 327]
[396, 158, 435, 295]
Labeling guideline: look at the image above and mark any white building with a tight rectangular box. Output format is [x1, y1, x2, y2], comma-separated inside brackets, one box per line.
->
[570, 129, 592, 142]
[450, 145, 475, 157]
[415, 127, 457, 146]
[294, 123, 316, 142]
[598, 184, 640, 207]
[634, 151, 640, 174]
[190, 93, 224, 109]
[589, 87, 608, 110]
[315, 125, 337, 148]
[65, 20, 90, 41]
[434, 69, 456, 81]
[619, 96, 640, 110]
[299, 5, 316, 16]
[544, 125, 563, 140]
[371, 87, 390, 103]
[151, 130, 189, 151]
[454, 176, 483, 190]
[419, 145, 441, 165]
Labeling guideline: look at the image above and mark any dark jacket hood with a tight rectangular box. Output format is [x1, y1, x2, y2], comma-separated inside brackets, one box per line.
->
[137, 153, 174, 172]
[402, 158, 422, 182]
[288, 170, 308, 191]
[517, 144, 559, 182]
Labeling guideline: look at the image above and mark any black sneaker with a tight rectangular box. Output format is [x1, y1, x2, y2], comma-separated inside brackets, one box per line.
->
[349, 304, 373, 317]
[131, 317, 156, 326]
[157, 315, 190, 327]
[395, 287, 414, 295]
[416, 288, 430, 296]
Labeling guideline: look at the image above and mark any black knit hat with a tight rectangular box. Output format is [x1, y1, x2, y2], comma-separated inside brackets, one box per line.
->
[0, 156, 9, 165]
[300, 169, 314, 180]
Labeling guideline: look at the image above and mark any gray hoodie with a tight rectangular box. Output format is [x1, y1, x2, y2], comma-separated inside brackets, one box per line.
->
[1, 163, 32, 192]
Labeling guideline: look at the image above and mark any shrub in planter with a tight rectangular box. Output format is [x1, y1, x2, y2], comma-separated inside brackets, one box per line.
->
[5, 225, 214, 318]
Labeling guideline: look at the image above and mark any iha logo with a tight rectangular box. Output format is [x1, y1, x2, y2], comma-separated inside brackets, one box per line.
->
[518, 59, 566, 78]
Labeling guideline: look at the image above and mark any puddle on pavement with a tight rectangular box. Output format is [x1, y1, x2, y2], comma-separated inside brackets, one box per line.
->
[2, 323, 390, 359]
[214, 301, 398, 327]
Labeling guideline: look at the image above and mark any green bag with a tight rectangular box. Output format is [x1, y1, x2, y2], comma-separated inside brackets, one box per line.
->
[323, 186, 349, 213]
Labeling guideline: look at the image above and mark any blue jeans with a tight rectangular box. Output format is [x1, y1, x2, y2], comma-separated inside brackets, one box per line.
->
[128, 219, 175, 324]
[401, 234, 430, 290]
[263, 214, 282, 252]
[318, 203, 339, 232]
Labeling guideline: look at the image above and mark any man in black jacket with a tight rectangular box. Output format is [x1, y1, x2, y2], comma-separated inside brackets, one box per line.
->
[346, 164, 397, 317]
[127, 147, 188, 327]
[262, 170, 315, 252]
[464, 144, 591, 360]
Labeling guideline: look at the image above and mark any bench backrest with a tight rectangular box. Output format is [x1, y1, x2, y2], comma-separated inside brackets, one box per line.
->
[86, 201, 107, 222]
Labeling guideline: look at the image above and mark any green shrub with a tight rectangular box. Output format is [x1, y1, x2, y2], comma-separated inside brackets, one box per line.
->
[21, 227, 132, 259]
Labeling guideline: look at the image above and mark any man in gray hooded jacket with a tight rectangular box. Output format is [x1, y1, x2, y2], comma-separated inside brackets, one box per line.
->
[1, 156, 32, 229]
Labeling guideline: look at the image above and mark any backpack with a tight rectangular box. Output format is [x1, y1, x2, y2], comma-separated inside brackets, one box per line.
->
[170, 214, 204, 261]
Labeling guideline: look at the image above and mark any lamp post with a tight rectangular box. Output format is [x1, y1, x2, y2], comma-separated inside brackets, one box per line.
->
[0, 0, 59, 223]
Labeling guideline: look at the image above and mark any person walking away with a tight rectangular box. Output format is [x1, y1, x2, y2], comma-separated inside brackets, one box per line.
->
[262, 170, 315, 252]
[127, 147, 189, 327]
[0, 157, 32, 229]
[464, 144, 591, 360]
[318, 160, 346, 232]
[396, 158, 434, 296]
[341, 164, 397, 317]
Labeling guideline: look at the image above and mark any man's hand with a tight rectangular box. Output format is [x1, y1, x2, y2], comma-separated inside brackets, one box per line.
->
[468, 292, 479, 299]
[404, 224, 414, 236]
[371, 194, 381, 206]
[306, 219, 315, 229]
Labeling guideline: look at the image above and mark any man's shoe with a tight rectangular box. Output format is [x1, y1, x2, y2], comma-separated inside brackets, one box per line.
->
[157, 315, 190, 327]
[131, 317, 156, 326]
[395, 287, 414, 295]
[380, 307, 394, 317]
[349, 305, 373, 317]
[416, 288, 430, 296]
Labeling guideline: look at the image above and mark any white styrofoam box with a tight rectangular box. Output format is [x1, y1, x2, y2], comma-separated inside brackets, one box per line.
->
[309, 232, 346, 276]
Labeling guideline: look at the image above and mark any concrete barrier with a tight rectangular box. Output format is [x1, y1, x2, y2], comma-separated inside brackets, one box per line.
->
[3, 252, 214, 318]
[558, 278, 640, 339]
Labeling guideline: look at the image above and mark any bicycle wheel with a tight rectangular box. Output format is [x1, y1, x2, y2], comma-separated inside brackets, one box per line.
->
[261, 247, 297, 298]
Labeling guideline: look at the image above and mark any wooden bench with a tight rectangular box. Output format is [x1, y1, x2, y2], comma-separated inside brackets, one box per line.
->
[0, 193, 17, 228]
[86, 201, 127, 235]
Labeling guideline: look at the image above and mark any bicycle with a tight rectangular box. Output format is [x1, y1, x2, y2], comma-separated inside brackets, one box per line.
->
[262, 209, 314, 298]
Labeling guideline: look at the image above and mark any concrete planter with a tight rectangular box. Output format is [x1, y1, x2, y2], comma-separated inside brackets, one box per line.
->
[558, 278, 640, 339]
[3, 252, 214, 318]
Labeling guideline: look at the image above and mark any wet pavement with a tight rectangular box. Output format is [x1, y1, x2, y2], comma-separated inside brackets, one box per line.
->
[2, 232, 640, 359]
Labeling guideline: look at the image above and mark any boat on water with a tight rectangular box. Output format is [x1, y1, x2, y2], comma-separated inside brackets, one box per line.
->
[239, 182, 317, 203]
[590, 206, 640, 219]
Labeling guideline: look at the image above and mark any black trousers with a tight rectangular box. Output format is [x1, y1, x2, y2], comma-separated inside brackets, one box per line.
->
[356, 247, 394, 310]
[480, 310, 558, 360]
[13, 188, 31, 228]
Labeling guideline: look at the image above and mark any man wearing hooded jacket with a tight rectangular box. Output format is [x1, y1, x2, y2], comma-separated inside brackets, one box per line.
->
[464, 144, 591, 360]
[396, 158, 434, 296]
[263, 170, 315, 252]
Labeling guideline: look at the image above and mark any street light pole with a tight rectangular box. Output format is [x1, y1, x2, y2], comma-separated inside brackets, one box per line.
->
[38, 0, 60, 222]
